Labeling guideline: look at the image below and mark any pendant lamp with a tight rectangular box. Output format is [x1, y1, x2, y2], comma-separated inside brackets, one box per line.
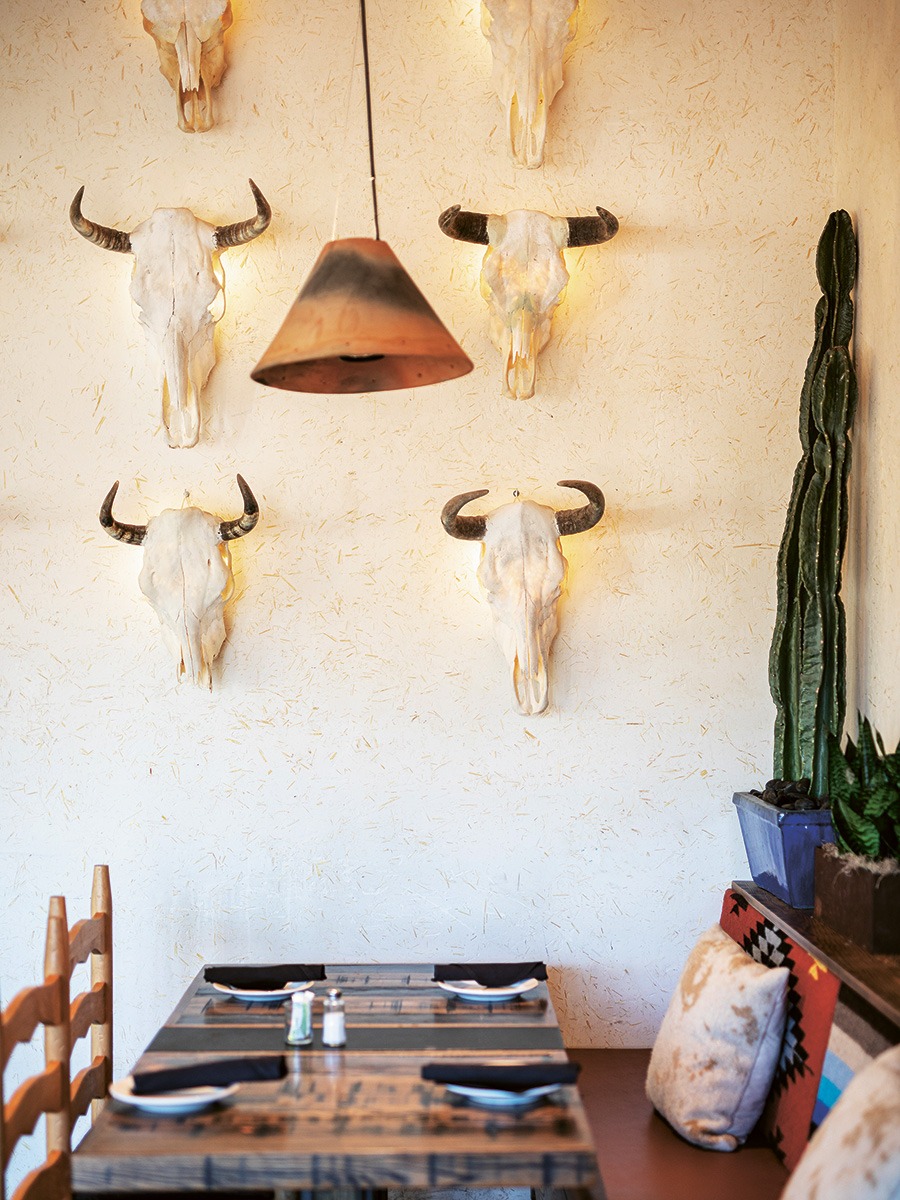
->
[251, 0, 472, 394]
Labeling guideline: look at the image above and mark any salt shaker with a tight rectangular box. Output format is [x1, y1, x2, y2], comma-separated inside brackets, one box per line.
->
[285, 990, 313, 1046]
[322, 988, 346, 1047]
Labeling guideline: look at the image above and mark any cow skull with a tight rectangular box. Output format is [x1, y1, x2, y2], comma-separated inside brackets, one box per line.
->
[71, 181, 271, 449]
[442, 480, 605, 714]
[440, 204, 617, 399]
[482, 0, 579, 168]
[141, 0, 233, 132]
[99, 475, 259, 689]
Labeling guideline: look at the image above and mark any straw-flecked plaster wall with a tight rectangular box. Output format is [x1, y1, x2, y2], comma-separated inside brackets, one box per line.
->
[835, 0, 900, 746]
[2, 0, 835, 1109]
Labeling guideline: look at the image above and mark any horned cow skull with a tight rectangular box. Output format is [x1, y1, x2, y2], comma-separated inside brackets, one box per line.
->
[482, 0, 579, 168]
[141, 0, 233, 132]
[71, 181, 271, 449]
[443, 481, 605, 714]
[99, 475, 259, 689]
[440, 205, 617, 399]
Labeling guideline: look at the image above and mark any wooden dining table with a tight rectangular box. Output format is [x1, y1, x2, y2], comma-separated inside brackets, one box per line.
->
[72, 963, 604, 1198]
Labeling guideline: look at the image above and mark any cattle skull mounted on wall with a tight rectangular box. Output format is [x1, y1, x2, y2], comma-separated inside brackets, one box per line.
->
[71, 182, 271, 449]
[440, 204, 617, 400]
[141, 0, 233, 132]
[482, 0, 579, 168]
[99, 475, 259, 689]
[442, 480, 605, 715]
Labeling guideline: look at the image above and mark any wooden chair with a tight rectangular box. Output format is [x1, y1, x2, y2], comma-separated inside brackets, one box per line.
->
[47, 865, 112, 1157]
[0, 899, 71, 1200]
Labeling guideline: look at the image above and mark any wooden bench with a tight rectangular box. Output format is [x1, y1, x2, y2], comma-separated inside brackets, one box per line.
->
[566, 881, 900, 1200]
[569, 1048, 787, 1200]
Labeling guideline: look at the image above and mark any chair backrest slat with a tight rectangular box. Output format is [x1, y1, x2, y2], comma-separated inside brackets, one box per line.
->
[65, 921, 106, 974]
[9, 1151, 69, 1200]
[2, 1064, 67, 1168]
[0, 984, 63, 1075]
[68, 1061, 107, 1127]
[68, 986, 107, 1048]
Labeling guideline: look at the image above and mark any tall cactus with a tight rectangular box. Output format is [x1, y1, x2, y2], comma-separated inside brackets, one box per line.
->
[769, 210, 858, 798]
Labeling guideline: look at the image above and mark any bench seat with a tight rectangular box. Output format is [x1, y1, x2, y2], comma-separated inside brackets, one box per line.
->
[569, 1048, 788, 1200]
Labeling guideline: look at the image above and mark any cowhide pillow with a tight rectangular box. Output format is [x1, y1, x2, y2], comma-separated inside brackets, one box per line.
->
[781, 1043, 900, 1200]
[646, 923, 789, 1150]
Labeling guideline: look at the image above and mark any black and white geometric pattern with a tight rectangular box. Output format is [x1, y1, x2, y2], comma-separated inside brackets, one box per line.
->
[740, 916, 809, 1094]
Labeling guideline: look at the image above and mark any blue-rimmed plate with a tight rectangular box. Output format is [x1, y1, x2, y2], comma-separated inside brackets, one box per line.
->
[445, 1082, 562, 1108]
[437, 979, 540, 1002]
[109, 1075, 238, 1115]
[210, 981, 314, 1002]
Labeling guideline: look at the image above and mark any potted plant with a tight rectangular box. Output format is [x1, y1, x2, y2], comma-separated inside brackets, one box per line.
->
[733, 209, 858, 908]
[814, 718, 900, 953]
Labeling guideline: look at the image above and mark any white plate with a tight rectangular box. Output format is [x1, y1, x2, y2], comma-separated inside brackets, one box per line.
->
[445, 1082, 562, 1108]
[109, 1075, 238, 1115]
[211, 980, 314, 1002]
[437, 979, 540, 1002]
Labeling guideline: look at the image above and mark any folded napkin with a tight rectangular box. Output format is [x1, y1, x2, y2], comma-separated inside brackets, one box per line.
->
[421, 1062, 580, 1093]
[433, 962, 547, 988]
[132, 1056, 287, 1096]
[204, 964, 326, 990]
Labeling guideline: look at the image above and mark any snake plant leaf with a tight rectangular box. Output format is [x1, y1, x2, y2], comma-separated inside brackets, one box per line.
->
[857, 716, 879, 790]
[769, 212, 858, 799]
[864, 785, 897, 820]
[828, 723, 900, 859]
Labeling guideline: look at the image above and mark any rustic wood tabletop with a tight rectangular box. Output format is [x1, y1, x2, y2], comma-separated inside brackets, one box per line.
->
[72, 963, 602, 1197]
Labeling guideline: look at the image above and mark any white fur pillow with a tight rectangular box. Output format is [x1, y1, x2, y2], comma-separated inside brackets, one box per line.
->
[646, 923, 789, 1151]
[781, 1044, 900, 1200]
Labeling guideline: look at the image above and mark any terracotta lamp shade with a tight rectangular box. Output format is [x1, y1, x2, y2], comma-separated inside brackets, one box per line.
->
[251, 237, 473, 393]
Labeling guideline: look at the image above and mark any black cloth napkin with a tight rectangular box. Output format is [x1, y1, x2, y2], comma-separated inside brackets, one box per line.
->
[421, 1062, 580, 1093]
[132, 1055, 287, 1095]
[204, 964, 326, 990]
[433, 962, 547, 988]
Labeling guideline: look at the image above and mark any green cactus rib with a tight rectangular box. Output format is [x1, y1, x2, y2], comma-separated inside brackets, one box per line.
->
[769, 211, 858, 798]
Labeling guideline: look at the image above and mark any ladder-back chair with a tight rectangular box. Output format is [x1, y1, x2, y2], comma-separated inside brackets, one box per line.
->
[0, 900, 71, 1200]
[47, 865, 112, 1158]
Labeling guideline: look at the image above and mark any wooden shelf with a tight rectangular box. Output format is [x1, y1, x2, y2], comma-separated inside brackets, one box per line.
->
[733, 881, 900, 1030]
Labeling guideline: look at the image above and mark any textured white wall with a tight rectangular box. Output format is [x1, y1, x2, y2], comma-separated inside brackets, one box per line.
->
[834, 0, 900, 747]
[1, 0, 835, 1144]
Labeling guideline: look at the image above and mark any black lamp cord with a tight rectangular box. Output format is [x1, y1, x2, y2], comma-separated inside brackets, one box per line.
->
[359, 0, 381, 240]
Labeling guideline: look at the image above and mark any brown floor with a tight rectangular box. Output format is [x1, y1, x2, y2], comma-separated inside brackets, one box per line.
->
[568, 1049, 789, 1200]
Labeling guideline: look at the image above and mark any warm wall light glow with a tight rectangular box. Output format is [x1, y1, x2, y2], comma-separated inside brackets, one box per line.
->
[481, 0, 579, 168]
[69, 181, 270, 448]
[442, 482, 605, 715]
[439, 204, 618, 399]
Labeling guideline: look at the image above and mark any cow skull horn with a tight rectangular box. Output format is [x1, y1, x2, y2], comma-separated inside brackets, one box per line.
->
[99, 481, 147, 545]
[219, 474, 260, 541]
[214, 180, 272, 248]
[438, 205, 490, 246]
[555, 480, 605, 535]
[70, 187, 132, 254]
[566, 207, 619, 247]
[441, 489, 490, 541]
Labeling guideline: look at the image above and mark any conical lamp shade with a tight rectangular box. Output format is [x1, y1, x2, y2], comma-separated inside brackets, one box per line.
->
[251, 237, 473, 393]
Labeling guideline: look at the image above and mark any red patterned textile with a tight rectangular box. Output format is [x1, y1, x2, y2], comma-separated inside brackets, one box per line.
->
[719, 888, 839, 1170]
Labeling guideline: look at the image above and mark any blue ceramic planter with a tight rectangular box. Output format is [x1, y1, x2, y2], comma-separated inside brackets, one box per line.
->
[732, 791, 835, 909]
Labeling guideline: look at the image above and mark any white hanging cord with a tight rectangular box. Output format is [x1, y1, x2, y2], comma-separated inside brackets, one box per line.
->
[331, 5, 363, 242]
